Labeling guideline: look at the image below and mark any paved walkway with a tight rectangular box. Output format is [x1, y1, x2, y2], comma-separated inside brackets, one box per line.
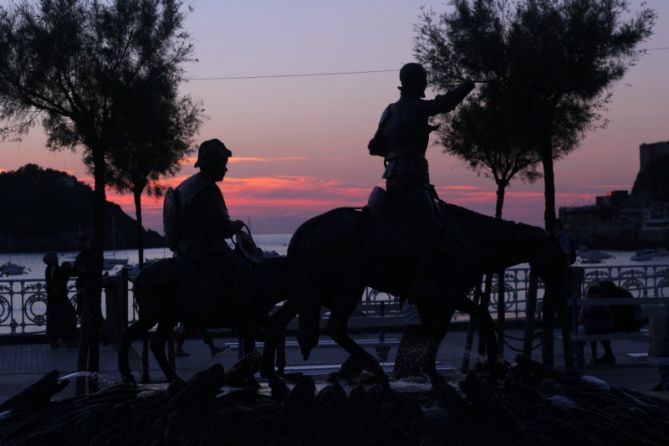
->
[1, 329, 667, 402]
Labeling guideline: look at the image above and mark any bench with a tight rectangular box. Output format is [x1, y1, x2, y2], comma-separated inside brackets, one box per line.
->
[567, 297, 669, 368]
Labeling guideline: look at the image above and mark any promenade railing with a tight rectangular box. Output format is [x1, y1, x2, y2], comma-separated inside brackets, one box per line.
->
[1, 263, 668, 338]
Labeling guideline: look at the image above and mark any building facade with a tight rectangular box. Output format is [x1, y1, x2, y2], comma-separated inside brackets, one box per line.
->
[559, 142, 669, 249]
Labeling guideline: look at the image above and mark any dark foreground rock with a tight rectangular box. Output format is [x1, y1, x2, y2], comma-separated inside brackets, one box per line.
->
[1, 356, 669, 446]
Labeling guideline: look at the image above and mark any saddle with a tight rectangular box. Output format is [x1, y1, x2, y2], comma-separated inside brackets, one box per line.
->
[364, 186, 425, 258]
[364, 186, 484, 278]
[169, 256, 235, 315]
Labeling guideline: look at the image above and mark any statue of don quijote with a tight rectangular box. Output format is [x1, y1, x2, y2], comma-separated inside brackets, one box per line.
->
[368, 63, 475, 303]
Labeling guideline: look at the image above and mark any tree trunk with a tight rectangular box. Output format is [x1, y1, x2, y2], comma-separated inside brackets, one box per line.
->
[540, 137, 556, 366]
[494, 182, 507, 352]
[133, 188, 145, 269]
[494, 182, 507, 219]
[77, 148, 106, 393]
[541, 140, 556, 233]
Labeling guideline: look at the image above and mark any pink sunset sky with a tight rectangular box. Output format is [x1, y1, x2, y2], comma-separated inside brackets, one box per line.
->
[1, 0, 667, 234]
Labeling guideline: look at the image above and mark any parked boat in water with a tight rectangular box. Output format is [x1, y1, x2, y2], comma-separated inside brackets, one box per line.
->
[654, 248, 669, 258]
[577, 248, 613, 264]
[103, 257, 129, 271]
[0, 261, 28, 277]
[631, 249, 655, 261]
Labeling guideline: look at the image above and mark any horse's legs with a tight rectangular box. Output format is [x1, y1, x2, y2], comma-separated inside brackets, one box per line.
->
[324, 295, 389, 389]
[276, 334, 286, 376]
[458, 298, 499, 359]
[422, 304, 456, 388]
[261, 300, 300, 383]
[150, 320, 178, 382]
[257, 311, 285, 375]
[243, 337, 256, 354]
[118, 317, 156, 384]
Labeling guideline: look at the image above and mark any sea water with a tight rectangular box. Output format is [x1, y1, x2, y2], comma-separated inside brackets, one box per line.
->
[2, 235, 668, 281]
[0, 233, 293, 280]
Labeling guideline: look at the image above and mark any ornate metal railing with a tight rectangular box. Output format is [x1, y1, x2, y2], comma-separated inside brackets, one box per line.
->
[2, 264, 668, 336]
[0, 279, 79, 335]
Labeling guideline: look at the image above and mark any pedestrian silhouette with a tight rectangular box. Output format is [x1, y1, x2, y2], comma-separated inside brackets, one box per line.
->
[43, 252, 77, 348]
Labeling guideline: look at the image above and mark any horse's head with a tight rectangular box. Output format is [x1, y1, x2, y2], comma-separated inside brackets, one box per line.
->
[530, 234, 571, 309]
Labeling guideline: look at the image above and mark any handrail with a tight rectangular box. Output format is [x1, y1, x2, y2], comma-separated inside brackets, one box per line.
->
[0, 263, 667, 336]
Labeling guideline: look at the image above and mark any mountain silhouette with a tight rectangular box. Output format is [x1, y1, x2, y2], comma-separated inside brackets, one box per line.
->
[0, 164, 165, 252]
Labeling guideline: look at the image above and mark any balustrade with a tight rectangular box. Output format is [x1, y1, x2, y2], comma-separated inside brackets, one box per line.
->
[1, 264, 667, 337]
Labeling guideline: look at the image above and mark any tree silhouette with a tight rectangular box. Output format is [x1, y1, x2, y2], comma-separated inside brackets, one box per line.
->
[0, 0, 194, 379]
[415, 0, 656, 231]
[106, 74, 202, 268]
[442, 86, 540, 219]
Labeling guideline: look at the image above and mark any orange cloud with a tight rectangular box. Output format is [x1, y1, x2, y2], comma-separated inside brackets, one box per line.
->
[104, 174, 371, 230]
[180, 155, 305, 166]
[102, 174, 601, 234]
[229, 156, 305, 164]
[441, 185, 482, 191]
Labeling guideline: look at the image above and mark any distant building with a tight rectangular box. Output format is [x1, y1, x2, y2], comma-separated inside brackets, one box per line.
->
[640, 141, 669, 171]
[640, 202, 669, 244]
[559, 142, 669, 249]
[560, 191, 643, 249]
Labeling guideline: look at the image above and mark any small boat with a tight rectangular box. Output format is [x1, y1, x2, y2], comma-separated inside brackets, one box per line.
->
[103, 257, 129, 270]
[654, 249, 669, 258]
[577, 249, 612, 263]
[631, 250, 655, 262]
[126, 258, 160, 281]
[0, 261, 28, 277]
[579, 258, 602, 265]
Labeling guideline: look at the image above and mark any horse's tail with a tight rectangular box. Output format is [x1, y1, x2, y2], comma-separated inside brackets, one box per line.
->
[289, 207, 362, 359]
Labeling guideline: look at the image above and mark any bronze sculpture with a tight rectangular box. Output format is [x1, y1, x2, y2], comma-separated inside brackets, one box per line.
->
[368, 63, 473, 223]
[169, 139, 262, 338]
[261, 201, 571, 395]
[368, 63, 475, 302]
[118, 254, 290, 384]
[259, 65, 570, 396]
[119, 139, 288, 383]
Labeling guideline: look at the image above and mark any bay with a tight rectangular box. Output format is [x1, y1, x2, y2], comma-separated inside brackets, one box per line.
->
[0, 234, 292, 280]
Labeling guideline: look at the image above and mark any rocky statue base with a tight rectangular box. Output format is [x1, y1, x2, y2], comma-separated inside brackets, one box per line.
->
[1, 355, 669, 445]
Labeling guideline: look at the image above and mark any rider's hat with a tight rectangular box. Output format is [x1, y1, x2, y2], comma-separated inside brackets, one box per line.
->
[399, 63, 427, 92]
[194, 139, 233, 168]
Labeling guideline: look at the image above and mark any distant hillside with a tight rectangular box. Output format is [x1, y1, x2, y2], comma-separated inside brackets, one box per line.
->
[0, 164, 165, 252]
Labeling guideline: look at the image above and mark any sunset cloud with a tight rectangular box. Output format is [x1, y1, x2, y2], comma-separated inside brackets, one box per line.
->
[179, 155, 305, 166]
[103, 174, 601, 234]
[229, 156, 306, 164]
[104, 174, 371, 232]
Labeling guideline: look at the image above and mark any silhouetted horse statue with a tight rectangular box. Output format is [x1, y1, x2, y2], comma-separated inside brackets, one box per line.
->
[261, 199, 571, 394]
[119, 256, 291, 384]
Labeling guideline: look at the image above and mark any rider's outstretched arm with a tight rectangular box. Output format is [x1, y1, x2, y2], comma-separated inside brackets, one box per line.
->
[421, 80, 475, 117]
